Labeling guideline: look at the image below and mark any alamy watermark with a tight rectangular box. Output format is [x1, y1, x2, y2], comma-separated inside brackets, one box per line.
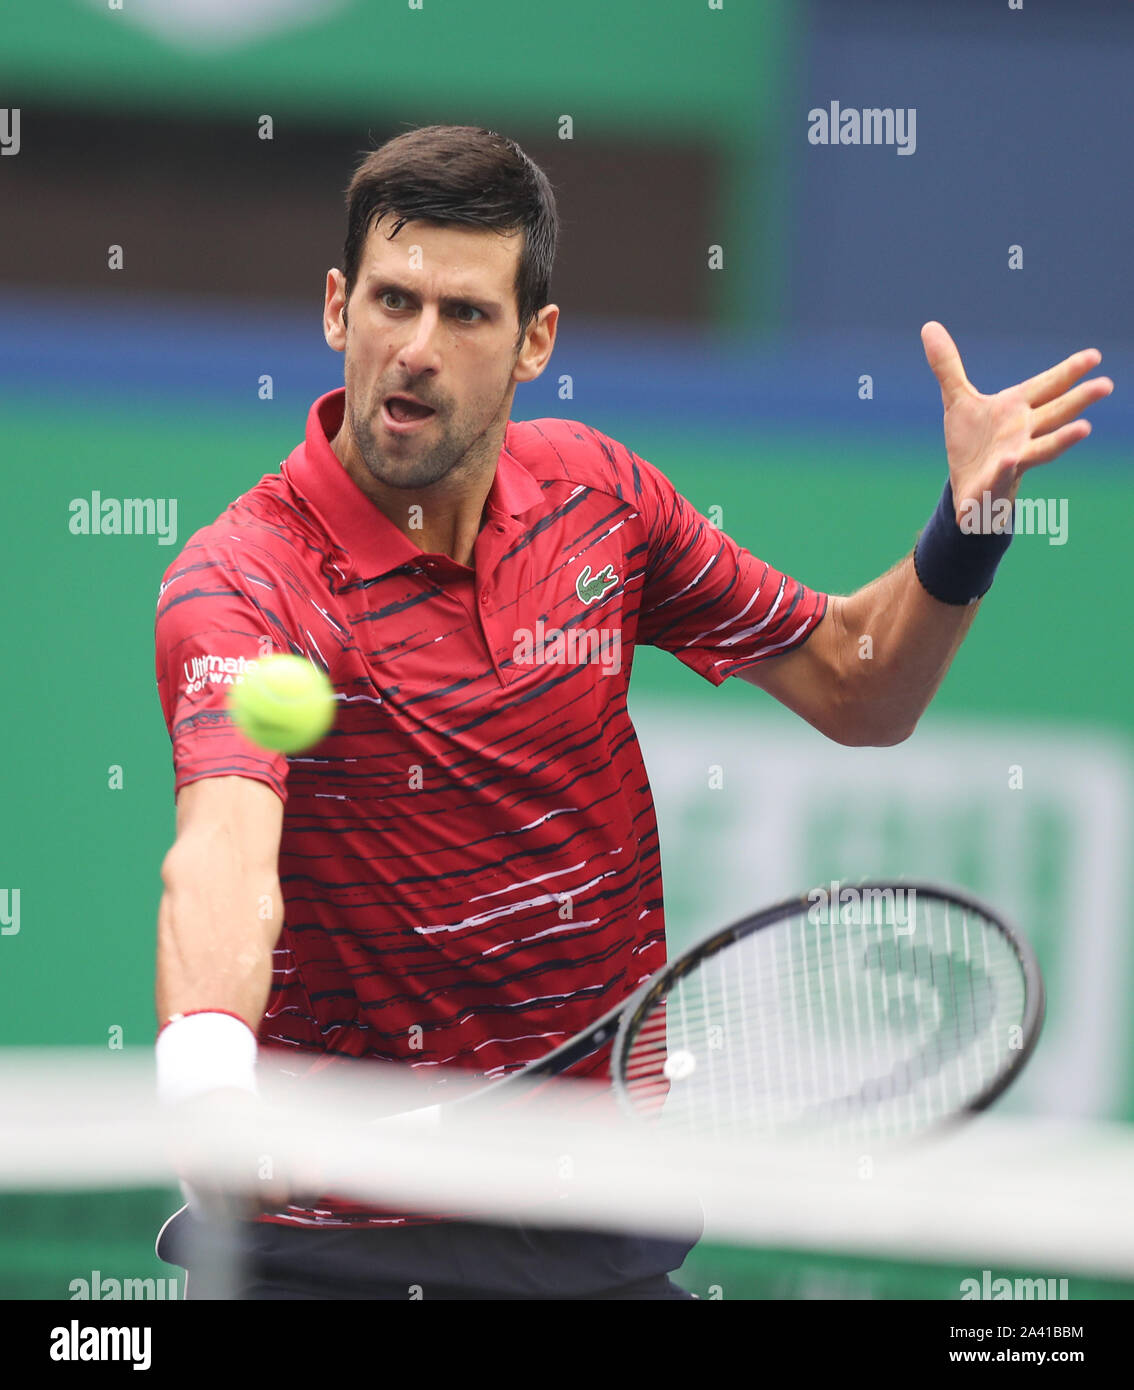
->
[1, 108, 19, 156]
[808, 101, 916, 156]
[959, 492, 1068, 545]
[50, 1320, 152, 1370]
[69, 1269, 180, 1300]
[513, 620, 622, 678]
[0, 888, 19, 936]
[807, 882, 916, 933]
[959, 1269, 1070, 1300]
[69, 492, 178, 546]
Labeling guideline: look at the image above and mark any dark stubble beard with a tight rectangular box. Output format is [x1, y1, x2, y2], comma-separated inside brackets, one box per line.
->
[347, 390, 508, 492]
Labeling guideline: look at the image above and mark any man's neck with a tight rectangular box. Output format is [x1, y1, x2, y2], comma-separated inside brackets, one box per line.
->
[329, 430, 499, 569]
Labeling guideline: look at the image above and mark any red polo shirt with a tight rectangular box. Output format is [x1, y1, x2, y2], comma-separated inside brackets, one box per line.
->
[154, 388, 828, 1226]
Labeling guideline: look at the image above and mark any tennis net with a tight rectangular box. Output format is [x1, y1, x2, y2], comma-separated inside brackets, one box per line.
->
[2, 1047, 1132, 1301]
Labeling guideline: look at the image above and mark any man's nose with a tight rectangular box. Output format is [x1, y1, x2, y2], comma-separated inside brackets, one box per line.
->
[397, 307, 444, 375]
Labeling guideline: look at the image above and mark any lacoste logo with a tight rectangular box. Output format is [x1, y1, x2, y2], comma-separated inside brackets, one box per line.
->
[576, 563, 619, 605]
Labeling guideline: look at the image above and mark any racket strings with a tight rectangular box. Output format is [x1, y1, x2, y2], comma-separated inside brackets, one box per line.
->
[619, 898, 1029, 1142]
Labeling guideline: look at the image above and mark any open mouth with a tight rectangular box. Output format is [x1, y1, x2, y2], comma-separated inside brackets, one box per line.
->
[384, 395, 436, 425]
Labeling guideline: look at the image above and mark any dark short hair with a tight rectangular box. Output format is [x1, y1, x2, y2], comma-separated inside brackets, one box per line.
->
[342, 125, 559, 350]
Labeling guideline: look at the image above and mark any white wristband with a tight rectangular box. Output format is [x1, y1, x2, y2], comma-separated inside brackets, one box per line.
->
[156, 1011, 259, 1107]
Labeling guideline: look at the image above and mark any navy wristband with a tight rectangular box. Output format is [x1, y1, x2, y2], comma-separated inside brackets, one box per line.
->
[913, 479, 1013, 605]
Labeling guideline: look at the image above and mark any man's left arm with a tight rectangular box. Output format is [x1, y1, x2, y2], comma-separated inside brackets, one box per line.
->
[739, 554, 976, 746]
[739, 322, 1114, 747]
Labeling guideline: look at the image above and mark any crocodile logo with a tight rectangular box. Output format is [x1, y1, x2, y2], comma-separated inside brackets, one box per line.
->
[576, 563, 619, 605]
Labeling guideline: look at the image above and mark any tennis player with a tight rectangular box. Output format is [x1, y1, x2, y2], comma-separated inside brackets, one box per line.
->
[153, 124, 1111, 1300]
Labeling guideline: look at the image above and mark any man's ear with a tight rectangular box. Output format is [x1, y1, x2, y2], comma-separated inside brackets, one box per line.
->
[323, 269, 349, 351]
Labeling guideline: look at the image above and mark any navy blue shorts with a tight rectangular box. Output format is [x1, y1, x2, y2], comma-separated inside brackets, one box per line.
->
[157, 1206, 699, 1301]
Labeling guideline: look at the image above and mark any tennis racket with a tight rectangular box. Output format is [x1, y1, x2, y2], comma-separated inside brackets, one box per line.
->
[463, 880, 1044, 1144]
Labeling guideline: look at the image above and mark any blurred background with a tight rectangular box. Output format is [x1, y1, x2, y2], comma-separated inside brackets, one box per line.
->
[1, 0, 1132, 1301]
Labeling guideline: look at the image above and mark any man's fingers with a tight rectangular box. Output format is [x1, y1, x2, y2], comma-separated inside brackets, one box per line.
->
[1020, 348, 1104, 408]
[1021, 419, 1091, 471]
[1031, 375, 1114, 438]
[921, 321, 973, 404]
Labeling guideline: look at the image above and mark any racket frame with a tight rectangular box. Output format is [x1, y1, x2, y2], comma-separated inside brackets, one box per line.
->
[461, 880, 1045, 1132]
[608, 880, 1045, 1130]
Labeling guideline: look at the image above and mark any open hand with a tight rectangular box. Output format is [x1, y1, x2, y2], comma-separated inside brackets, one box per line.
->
[920, 321, 1113, 524]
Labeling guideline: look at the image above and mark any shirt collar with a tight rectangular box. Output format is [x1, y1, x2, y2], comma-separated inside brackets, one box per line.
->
[282, 388, 544, 578]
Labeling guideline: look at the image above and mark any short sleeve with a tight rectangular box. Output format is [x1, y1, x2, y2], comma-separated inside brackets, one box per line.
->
[635, 453, 828, 686]
[154, 538, 293, 801]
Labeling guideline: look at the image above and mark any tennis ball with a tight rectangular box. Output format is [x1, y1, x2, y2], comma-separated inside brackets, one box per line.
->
[228, 654, 335, 754]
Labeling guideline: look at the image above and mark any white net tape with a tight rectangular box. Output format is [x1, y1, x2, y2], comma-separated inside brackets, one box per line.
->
[3, 1049, 1132, 1278]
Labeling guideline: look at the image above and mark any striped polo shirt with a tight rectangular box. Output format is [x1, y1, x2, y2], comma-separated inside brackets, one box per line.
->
[154, 387, 828, 1226]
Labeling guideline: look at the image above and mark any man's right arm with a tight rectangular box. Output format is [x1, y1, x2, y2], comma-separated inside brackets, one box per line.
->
[156, 775, 285, 1033]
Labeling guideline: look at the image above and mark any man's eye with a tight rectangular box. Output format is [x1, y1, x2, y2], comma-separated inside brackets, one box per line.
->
[453, 305, 483, 322]
[380, 291, 405, 309]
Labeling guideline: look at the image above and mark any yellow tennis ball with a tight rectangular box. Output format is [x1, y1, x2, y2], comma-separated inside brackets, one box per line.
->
[228, 654, 335, 754]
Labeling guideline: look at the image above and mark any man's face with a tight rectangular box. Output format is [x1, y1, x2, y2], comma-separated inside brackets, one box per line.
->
[324, 218, 548, 491]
